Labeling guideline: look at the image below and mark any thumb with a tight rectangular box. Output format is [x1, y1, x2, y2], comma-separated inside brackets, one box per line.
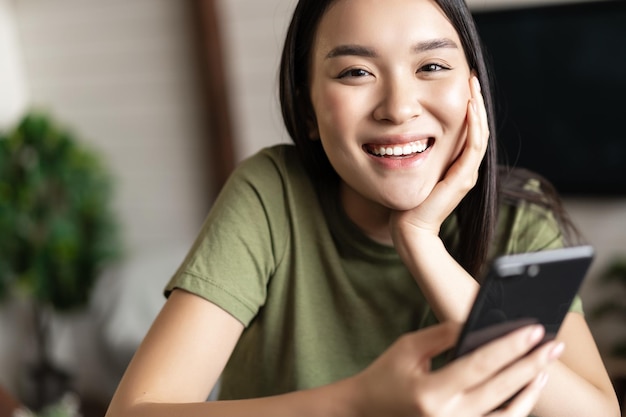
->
[406, 321, 461, 365]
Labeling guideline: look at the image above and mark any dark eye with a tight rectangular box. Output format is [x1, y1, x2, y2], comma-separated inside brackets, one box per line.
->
[419, 63, 449, 72]
[338, 68, 371, 78]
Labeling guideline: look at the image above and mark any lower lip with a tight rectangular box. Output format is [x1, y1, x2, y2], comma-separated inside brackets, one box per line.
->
[365, 147, 432, 169]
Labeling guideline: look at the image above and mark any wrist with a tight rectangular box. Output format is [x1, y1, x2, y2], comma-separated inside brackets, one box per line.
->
[327, 375, 368, 417]
[393, 225, 478, 323]
[393, 226, 445, 264]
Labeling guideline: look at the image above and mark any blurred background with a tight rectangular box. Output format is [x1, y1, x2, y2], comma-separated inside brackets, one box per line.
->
[0, 0, 624, 415]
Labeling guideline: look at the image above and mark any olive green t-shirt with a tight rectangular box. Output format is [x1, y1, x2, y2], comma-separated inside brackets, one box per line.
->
[165, 144, 582, 400]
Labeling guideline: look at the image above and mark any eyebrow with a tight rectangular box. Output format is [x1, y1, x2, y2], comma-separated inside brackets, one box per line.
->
[325, 37, 459, 59]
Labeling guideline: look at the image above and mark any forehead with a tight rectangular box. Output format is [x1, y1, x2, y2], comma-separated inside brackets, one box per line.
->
[314, 0, 461, 54]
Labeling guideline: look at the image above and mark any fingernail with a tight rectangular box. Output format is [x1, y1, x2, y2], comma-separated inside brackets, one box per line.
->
[548, 342, 565, 360]
[473, 76, 482, 92]
[528, 325, 544, 345]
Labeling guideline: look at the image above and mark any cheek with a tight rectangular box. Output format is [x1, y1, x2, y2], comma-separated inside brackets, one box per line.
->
[438, 79, 471, 129]
[311, 87, 342, 132]
[312, 87, 362, 141]
[432, 78, 471, 161]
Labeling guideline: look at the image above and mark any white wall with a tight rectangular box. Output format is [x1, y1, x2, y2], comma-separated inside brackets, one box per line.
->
[13, 0, 212, 252]
[0, 0, 28, 128]
[218, 0, 297, 161]
[1, 0, 213, 404]
[0, 0, 31, 400]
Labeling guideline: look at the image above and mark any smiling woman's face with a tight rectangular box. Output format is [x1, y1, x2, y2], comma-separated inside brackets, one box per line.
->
[309, 0, 472, 213]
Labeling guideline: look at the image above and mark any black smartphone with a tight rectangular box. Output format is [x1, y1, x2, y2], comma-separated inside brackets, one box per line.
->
[450, 245, 594, 360]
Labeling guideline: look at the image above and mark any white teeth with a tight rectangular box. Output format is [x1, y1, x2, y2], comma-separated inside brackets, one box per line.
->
[371, 140, 430, 156]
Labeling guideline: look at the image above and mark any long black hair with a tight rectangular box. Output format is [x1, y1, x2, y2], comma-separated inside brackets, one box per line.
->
[279, 0, 498, 277]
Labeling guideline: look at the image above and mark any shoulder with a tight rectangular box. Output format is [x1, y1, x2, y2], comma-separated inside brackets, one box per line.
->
[234, 144, 303, 181]
[221, 144, 311, 202]
[498, 166, 555, 205]
[491, 166, 580, 257]
[213, 144, 323, 236]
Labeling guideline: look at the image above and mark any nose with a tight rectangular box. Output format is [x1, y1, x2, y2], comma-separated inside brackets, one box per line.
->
[373, 78, 423, 124]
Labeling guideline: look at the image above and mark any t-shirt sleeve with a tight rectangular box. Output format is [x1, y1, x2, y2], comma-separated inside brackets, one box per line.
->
[164, 150, 289, 326]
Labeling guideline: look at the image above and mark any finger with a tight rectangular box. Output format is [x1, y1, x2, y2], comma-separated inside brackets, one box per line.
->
[466, 76, 489, 165]
[411, 97, 485, 219]
[470, 75, 490, 144]
[440, 77, 488, 187]
[433, 76, 487, 186]
[488, 372, 549, 417]
[405, 321, 461, 364]
[464, 96, 487, 173]
[465, 340, 563, 412]
[433, 324, 545, 394]
[434, 96, 487, 198]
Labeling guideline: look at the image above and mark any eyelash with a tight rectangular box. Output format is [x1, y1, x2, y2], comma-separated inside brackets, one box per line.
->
[337, 63, 451, 79]
[337, 68, 371, 79]
[419, 63, 450, 72]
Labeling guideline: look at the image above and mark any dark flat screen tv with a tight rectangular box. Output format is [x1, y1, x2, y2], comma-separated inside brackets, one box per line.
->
[473, 0, 626, 196]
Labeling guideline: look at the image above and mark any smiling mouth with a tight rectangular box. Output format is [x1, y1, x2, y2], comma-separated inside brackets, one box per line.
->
[365, 138, 434, 158]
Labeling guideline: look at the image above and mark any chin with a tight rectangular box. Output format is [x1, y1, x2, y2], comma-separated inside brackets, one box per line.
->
[389, 200, 428, 212]
[380, 191, 430, 212]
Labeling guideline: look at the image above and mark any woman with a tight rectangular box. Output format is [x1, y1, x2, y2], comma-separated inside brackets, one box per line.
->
[105, 0, 620, 416]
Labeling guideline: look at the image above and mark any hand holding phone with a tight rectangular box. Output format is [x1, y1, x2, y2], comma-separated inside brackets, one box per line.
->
[450, 245, 594, 360]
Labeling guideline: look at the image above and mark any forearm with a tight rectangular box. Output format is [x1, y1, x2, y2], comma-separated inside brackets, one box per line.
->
[394, 232, 479, 322]
[532, 360, 620, 417]
[107, 377, 360, 417]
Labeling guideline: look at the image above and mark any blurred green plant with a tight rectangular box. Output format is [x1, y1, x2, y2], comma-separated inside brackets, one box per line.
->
[0, 112, 121, 308]
[591, 256, 626, 358]
[15, 393, 81, 417]
[0, 111, 122, 410]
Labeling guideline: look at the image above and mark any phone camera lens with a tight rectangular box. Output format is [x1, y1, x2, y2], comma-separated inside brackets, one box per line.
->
[527, 264, 540, 277]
